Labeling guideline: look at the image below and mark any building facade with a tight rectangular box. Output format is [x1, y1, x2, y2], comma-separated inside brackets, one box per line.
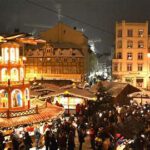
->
[25, 23, 90, 82]
[112, 20, 150, 89]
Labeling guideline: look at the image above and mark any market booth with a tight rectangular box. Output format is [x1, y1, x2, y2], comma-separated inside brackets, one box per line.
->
[128, 91, 150, 105]
[42, 87, 96, 113]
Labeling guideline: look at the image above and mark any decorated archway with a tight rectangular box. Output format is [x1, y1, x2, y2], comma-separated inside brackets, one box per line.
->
[1, 68, 8, 81]
[11, 68, 19, 81]
[11, 89, 22, 107]
[0, 89, 8, 108]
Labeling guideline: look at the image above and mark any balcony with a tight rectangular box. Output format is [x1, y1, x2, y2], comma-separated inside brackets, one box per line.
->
[0, 60, 24, 67]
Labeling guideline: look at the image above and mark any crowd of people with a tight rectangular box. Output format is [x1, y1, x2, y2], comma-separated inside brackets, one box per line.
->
[0, 95, 149, 150]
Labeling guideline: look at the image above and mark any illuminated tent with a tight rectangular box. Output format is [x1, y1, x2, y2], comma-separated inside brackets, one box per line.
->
[40, 87, 96, 109]
[128, 91, 150, 105]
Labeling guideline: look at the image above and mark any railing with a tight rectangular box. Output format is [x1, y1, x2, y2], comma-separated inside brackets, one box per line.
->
[0, 81, 29, 87]
[0, 60, 23, 65]
[0, 101, 48, 118]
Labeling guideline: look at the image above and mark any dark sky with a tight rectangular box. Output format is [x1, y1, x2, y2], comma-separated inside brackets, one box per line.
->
[0, 0, 150, 54]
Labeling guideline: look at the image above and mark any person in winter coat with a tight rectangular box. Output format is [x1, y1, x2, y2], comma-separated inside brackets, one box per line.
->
[50, 133, 58, 150]
[68, 130, 75, 150]
[11, 131, 20, 150]
[78, 129, 86, 150]
[23, 131, 32, 150]
[0, 131, 5, 150]
[34, 127, 41, 150]
[44, 130, 50, 150]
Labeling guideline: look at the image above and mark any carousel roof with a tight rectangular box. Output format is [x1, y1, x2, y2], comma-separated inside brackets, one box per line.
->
[0, 103, 64, 128]
[0, 33, 46, 45]
[41, 87, 96, 100]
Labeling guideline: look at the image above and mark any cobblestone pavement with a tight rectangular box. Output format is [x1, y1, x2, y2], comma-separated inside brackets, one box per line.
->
[30, 130, 91, 150]
[74, 130, 91, 150]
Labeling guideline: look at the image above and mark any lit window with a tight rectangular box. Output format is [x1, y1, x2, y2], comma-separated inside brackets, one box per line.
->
[127, 53, 133, 60]
[138, 64, 143, 71]
[125, 78, 133, 83]
[138, 53, 143, 60]
[117, 52, 122, 59]
[127, 29, 133, 37]
[138, 41, 144, 48]
[10, 48, 15, 63]
[138, 29, 144, 37]
[127, 63, 132, 71]
[113, 63, 118, 71]
[117, 40, 122, 48]
[117, 29, 122, 37]
[127, 40, 133, 48]
[3, 47, 9, 62]
[11, 68, 19, 81]
[136, 78, 143, 87]
[120, 63, 122, 71]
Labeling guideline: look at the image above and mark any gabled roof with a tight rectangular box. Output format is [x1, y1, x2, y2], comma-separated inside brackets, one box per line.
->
[41, 87, 96, 100]
[90, 81, 140, 98]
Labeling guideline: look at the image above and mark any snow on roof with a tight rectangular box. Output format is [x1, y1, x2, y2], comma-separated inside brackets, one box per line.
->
[90, 81, 129, 97]
[42, 87, 95, 100]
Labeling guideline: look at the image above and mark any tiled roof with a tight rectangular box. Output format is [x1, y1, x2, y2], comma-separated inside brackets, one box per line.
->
[0, 104, 64, 128]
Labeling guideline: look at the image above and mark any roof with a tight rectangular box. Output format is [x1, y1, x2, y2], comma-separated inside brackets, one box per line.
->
[128, 91, 150, 98]
[41, 87, 96, 100]
[90, 81, 133, 98]
[52, 42, 82, 49]
[0, 103, 64, 128]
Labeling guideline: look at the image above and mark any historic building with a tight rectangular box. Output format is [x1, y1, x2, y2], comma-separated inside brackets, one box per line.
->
[112, 20, 150, 89]
[25, 22, 90, 82]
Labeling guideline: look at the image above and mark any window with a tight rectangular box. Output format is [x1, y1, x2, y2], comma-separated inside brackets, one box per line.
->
[136, 78, 143, 87]
[138, 53, 143, 60]
[127, 29, 133, 37]
[117, 40, 122, 48]
[117, 52, 122, 59]
[138, 41, 144, 48]
[127, 53, 133, 60]
[138, 64, 143, 71]
[127, 40, 133, 48]
[120, 63, 122, 71]
[113, 63, 118, 71]
[125, 78, 133, 83]
[117, 29, 122, 37]
[127, 63, 132, 71]
[138, 29, 144, 37]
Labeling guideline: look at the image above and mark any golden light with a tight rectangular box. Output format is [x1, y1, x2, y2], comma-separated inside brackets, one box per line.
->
[0, 36, 4, 42]
[147, 53, 150, 58]
[22, 56, 27, 61]
[92, 97, 97, 101]
[64, 91, 69, 95]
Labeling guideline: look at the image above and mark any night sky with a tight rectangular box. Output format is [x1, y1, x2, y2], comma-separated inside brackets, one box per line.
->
[0, 0, 150, 54]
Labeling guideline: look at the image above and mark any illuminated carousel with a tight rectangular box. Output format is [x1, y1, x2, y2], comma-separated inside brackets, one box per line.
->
[0, 35, 64, 128]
